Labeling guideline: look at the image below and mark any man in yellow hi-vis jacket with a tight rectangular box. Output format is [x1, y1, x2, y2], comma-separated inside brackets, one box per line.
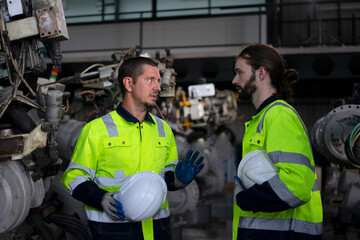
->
[232, 44, 323, 240]
[62, 57, 205, 240]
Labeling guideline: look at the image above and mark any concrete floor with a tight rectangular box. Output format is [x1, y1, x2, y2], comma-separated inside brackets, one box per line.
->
[173, 185, 234, 240]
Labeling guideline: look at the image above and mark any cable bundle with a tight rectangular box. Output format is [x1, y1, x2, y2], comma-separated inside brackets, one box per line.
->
[345, 123, 360, 168]
[30, 207, 91, 240]
[46, 214, 91, 240]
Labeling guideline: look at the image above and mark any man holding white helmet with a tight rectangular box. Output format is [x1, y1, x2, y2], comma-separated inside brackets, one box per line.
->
[232, 44, 323, 240]
[61, 57, 205, 240]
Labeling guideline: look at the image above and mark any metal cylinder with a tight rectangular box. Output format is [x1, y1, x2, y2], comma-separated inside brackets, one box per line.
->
[56, 120, 85, 162]
[46, 90, 63, 128]
[161, 69, 172, 90]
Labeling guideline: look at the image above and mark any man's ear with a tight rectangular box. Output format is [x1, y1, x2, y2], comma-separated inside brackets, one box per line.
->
[258, 66, 268, 80]
[123, 77, 133, 92]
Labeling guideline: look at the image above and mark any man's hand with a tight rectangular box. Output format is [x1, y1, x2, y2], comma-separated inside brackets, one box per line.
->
[234, 176, 245, 204]
[234, 176, 246, 190]
[175, 149, 205, 186]
[101, 192, 125, 220]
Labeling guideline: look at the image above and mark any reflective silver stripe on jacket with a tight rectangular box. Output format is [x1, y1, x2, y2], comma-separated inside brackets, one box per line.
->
[94, 170, 127, 187]
[85, 206, 170, 223]
[67, 161, 96, 178]
[154, 115, 176, 177]
[238, 216, 322, 235]
[268, 175, 305, 208]
[68, 176, 89, 195]
[257, 102, 306, 135]
[160, 159, 179, 178]
[255, 102, 319, 206]
[102, 113, 118, 137]
[268, 151, 315, 173]
[102, 113, 166, 138]
[152, 207, 170, 220]
[267, 173, 320, 207]
[67, 162, 97, 195]
[165, 159, 179, 168]
[257, 102, 314, 158]
[312, 179, 319, 191]
[154, 115, 165, 137]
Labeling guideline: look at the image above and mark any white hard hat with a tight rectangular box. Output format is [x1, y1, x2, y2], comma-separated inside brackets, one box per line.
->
[237, 150, 279, 189]
[113, 171, 167, 221]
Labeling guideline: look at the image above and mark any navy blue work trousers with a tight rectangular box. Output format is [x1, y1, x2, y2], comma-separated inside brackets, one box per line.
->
[88, 217, 172, 240]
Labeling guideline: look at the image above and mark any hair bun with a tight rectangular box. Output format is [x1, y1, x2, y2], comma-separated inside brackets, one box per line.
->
[283, 69, 299, 84]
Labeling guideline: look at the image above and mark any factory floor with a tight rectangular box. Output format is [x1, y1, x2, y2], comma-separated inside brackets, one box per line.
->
[172, 184, 234, 240]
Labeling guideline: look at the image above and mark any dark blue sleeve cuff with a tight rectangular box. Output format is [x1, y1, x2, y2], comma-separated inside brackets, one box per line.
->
[165, 171, 182, 191]
[235, 181, 291, 212]
[72, 181, 107, 210]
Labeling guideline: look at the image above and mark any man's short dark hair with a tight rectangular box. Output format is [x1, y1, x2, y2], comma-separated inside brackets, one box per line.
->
[118, 57, 158, 96]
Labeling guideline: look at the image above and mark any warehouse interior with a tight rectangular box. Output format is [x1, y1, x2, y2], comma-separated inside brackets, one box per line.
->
[0, 0, 360, 239]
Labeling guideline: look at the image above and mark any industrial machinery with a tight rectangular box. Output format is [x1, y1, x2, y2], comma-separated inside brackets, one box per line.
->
[0, 3, 238, 235]
[0, 0, 73, 238]
[311, 104, 360, 169]
[311, 83, 360, 238]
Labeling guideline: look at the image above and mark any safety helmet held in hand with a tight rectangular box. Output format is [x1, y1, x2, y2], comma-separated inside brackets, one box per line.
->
[237, 150, 279, 189]
[113, 171, 167, 221]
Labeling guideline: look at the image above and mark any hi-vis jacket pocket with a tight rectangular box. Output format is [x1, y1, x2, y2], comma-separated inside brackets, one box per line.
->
[153, 137, 169, 166]
[103, 136, 130, 148]
[102, 136, 134, 173]
[154, 137, 169, 148]
[248, 133, 265, 148]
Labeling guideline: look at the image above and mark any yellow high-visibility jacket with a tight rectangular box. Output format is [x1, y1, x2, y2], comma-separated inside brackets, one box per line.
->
[62, 107, 178, 240]
[233, 97, 323, 239]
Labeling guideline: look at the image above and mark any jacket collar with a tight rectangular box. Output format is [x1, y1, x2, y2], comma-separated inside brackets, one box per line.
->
[116, 103, 155, 124]
[254, 95, 280, 116]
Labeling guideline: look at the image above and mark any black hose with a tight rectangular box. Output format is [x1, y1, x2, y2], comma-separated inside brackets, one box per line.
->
[7, 106, 36, 133]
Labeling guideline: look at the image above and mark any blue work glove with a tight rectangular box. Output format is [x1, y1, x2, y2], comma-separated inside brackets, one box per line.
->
[175, 149, 205, 186]
[101, 192, 125, 220]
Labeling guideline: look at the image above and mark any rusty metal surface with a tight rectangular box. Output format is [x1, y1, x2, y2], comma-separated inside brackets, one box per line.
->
[0, 136, 25, 157]
[0, 124, 47, 159]
[36, 7, 58, 38]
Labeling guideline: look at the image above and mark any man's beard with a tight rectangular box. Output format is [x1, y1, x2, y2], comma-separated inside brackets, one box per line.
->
[145, 97, 157, 109]
[145, 102, 155, 108]
[145, 92, 158, 108]
[238, 74, 257, 101]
